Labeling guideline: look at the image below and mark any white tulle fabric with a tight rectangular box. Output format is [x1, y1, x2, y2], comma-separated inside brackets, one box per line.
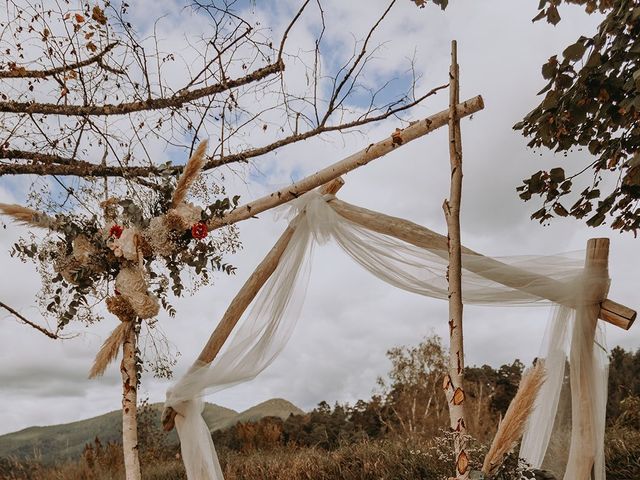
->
[165, 191, 610, 480]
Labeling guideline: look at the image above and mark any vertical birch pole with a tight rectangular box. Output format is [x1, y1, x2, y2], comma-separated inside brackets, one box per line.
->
[564, 238, 609, 479]
[442, 40, 470, 480]
[121, 319, 141, 480]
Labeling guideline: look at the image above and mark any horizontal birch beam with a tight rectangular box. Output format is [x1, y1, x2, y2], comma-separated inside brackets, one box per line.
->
[329, 198, 636, 330]
[162, 178, 344, 432]
[208, 95, 484, 231]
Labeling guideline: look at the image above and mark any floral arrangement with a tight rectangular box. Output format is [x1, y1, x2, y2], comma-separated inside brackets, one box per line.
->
[1, 141, 241, 378]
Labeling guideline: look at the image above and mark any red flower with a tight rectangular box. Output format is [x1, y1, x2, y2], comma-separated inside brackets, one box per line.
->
[191, 222, 208, 240]
[109, 224, 123, 239]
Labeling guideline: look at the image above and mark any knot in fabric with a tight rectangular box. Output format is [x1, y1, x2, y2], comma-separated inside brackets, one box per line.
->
[277, 190, 338, 245]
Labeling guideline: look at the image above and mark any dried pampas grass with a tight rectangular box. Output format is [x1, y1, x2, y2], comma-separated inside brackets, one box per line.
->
[72, 235, 98, 263]
[115, 267, 160, 319]
[170, 202, 202, 228]
[89, 320, 133, 378]
[100, 197, 119, 222]
[482, 360, 546, 477]
[106, 295, 137, 322]
[143, 216, 176, 257]
[0, 203, 54, 229]
[171, 140, 208, 208]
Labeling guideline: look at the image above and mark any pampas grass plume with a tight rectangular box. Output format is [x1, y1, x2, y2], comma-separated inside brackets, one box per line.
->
[0, 203, 54, 229]
[171, 140, 208, 208]
[482, 360, 546, 476]
[89, 321, 132, 378]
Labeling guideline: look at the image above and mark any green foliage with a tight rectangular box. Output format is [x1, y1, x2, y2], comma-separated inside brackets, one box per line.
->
[212, 336, 525, 452]
[377, 335, 449, 438]
[516, 0, 640, 232]
[464, 360, 524, 441]
[11, 225, 115, 328]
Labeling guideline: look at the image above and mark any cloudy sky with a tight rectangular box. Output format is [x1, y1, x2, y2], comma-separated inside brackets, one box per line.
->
[1, 0, 638, 436]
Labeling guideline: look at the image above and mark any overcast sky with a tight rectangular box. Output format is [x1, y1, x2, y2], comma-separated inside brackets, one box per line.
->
[1, 0, 638, 436]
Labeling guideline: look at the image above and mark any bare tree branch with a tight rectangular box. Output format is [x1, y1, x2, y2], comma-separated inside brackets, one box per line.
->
[0, 62, 284, 116]
[0, 300, 59, 339]
[0, 149, 80, 165]
[320, 0, 397, 126]
[0, 43, 121, 79]
[0, 83, 448, 178]
[277, 0, 312, 63]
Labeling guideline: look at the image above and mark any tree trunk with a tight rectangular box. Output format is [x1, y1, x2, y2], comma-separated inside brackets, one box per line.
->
[121, 321, 141, 480]
[442, 40, 470, 480]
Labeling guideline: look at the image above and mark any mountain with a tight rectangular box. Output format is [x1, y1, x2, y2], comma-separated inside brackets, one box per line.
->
[201, 403, 240, 431]
[0, 409, 123, 464]
[0, 398, 303, 464]
[233, 398, 304, 425]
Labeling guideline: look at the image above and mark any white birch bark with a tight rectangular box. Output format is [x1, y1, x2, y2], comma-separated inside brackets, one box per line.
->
[121, 322, 141, 480]
[443, 40, 470, 480]
[208, 97, 484, 231]
[564, 238, 609, 480]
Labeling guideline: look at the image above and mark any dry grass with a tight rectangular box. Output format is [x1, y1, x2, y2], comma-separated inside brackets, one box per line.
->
[482, 361, 546, 476]
[2, 436, 471, 480]
[222, 439, 444, 480]
[6, 393, 638, 480]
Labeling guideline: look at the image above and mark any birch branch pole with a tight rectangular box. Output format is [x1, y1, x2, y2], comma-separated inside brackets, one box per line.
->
[121, 319, 141, 480]
[564, 238, 609, 480]
[442, 40, 469, 480]
[208, 96, 484, 231]
[162, 178, 344, 432]
[327, 198, 635, 330]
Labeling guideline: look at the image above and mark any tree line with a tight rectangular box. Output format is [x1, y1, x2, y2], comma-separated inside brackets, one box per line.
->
[210, 336, 640, 454]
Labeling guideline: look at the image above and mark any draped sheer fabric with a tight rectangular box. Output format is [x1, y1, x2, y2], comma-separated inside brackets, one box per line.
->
[164, 191, 609, 480]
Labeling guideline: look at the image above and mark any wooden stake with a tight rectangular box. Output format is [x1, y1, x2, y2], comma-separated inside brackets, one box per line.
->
[564, 238, 609, 480]
[121, 321, 141, 480]
[208, 96, 484, 231]
[443, 40, 469, 480]
[599, 299, 635, 330]
[328, 199, 635, 330]
[162, 178, 344, 432]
